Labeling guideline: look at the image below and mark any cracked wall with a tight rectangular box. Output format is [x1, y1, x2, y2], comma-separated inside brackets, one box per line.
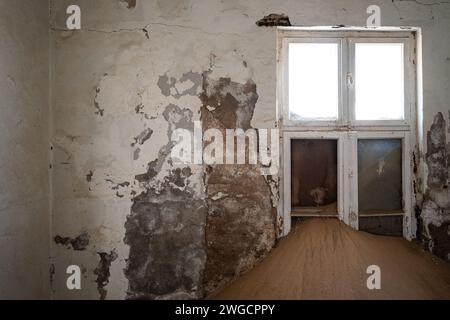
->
[421, 112, 450, 261]
[48, 0, 450, 299]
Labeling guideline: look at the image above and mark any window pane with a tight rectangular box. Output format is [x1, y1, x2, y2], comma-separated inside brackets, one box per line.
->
[357, 139, 402, 213]
[355, 43, 404, 120]
[288, 43, 339, 120]
[291, 139, 338, 215]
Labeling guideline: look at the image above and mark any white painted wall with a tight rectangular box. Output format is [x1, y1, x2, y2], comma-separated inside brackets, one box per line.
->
[1, 0, 449, 299]
[47, 0, 450, 299]
[0, 0, 50, 299]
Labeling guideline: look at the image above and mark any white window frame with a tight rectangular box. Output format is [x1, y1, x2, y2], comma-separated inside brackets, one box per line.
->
[278, 29, 416, 130]
[282, 131, 345, 234]
[349, 131, 413, 239]
[349, 37, 414, 128]
[277, 28, 419, 240]
[281, 37, 346, 127]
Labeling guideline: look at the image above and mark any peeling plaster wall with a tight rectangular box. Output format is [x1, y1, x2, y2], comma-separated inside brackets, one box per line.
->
[0, 0, 50, 299]
[49, 0, 450, 299]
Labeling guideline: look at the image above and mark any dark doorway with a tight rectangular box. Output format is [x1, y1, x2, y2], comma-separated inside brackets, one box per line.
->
[291, 139, 338, 216]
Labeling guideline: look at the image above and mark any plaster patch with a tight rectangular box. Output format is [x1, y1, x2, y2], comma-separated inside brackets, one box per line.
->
[125, 100, 205, 299]
[201, 75, 276, 295]
[120, 0, 137, 9]
[157, 71, 202, 99]
[422, 112, 450, 261]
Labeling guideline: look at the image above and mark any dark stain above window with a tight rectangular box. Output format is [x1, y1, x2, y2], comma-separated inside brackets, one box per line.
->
[256, 14, 291, 27]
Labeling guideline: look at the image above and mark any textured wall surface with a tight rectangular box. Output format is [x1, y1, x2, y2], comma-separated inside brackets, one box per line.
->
[0, 0, 50, 299]
[46, 0, 450, 299]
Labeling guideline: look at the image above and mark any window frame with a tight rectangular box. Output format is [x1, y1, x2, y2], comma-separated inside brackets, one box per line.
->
[277, 28, 419, 240]
[349, 37, 414, 127]
[349, 131, 412, 239]
[281, 37, 346, 127]
[278, 29, 416, 130]
[282, 131, 345, 235]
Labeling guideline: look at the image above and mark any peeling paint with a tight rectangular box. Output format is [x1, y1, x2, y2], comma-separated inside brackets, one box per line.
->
[106, 179, 131, 198]
[124, 168, 206, 299]
[158, 71, 202, 99]
[94, 87, 104, 116]
[120, 0, 137, 9]
[426, 112, 447, 189]
[54, 232, 90, 251]
[124, 100, 205, 299]
[133, 147, 141, 160]
[135, 103, 193, 183]
[201, 75, 276, 295]
[94, 250, 118, 300]
[49, 264, 55, 293]
[200, 75, 258, 129]
[421, 112, 450, 261]
[256, 13, 291, 27]
[131, 128, 153, 147]
[86, 170, 94, 182]
[42, 0, 450, 302]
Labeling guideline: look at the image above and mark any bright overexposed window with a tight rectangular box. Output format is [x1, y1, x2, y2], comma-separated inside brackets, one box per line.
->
[355, 43, 404, 120]
[282, 33, 412, 127]
[279, 30, 418, 238]
[288, 43, 338, 120]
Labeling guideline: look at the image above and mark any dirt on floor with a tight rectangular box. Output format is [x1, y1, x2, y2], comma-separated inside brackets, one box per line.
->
[212, 218, 450, 300]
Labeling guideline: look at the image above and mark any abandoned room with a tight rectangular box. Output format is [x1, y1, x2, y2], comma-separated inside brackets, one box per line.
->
[1, 0, 450, 303]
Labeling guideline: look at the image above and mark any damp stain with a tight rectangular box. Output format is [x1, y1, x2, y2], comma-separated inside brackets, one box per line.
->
[49, 264, 55, 292]
[94, 87, 104, 116]
[200, 74, 277, 295]
[133, 147, 141, 160]
[120, 0, 137, 9]
[54, 232, 90, 251]
[86, 170, 94, 182]
[124, 167, 206, 299]
[134, 103, 193, 183]
[94, 250, 118, 300]
[421, 112, 450, 261]
[105, 180, 131, 198]
[426, 112, 447, 189]
[157, 71, 202, 99]
[200, 75, 258, 129]
[124, 100, 205, 299]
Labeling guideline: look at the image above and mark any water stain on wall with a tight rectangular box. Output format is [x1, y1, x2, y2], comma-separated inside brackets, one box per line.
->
[421, 112, 450, 261]
[124, 69, 278, 299]
[157, 71, 202, 99]
[200, 74, 277, 295]
[124, 102, 206, 299]
[94, 250, 118, 300]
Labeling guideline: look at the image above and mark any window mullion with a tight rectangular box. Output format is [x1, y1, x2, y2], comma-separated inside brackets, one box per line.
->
[342, 132, 359, 230]
[348, 39, 356, 127]
[340, 38, 350, 127]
